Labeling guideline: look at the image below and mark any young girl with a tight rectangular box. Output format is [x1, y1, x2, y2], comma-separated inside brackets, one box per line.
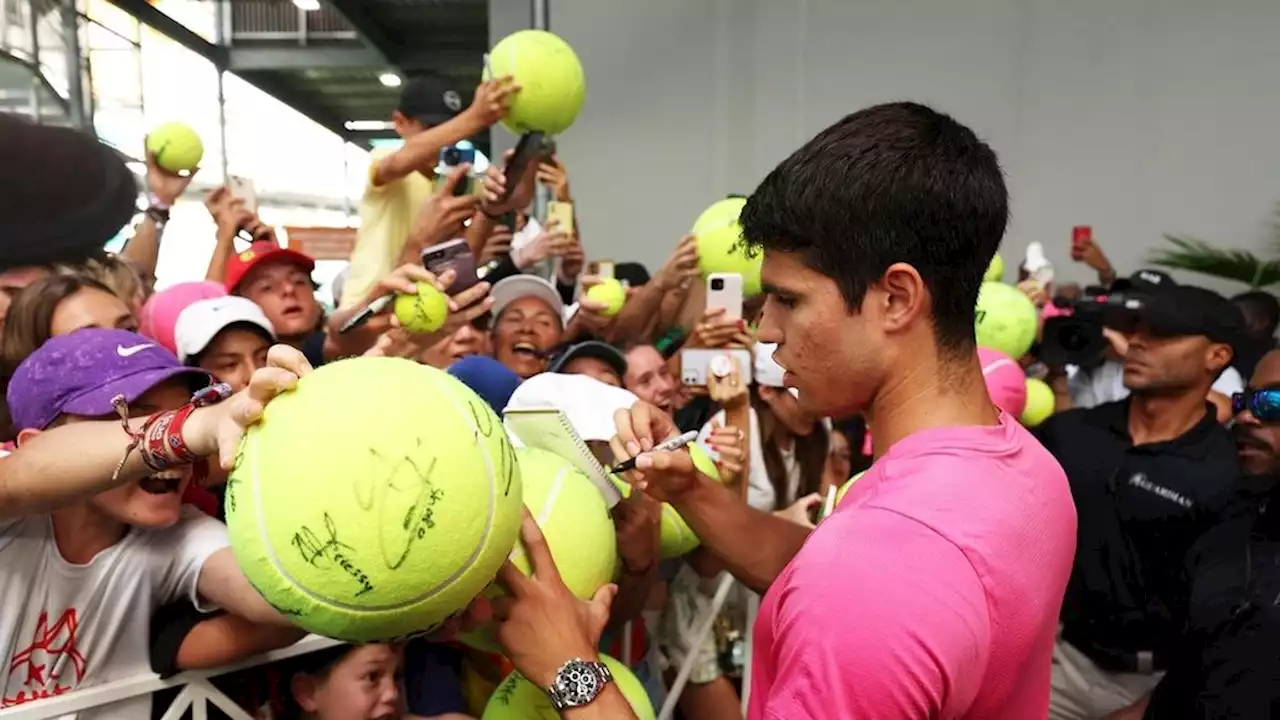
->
[287, 643, 473, 720]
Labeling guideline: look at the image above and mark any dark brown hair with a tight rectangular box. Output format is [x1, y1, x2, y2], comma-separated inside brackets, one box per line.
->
[751, 389, 829, 509]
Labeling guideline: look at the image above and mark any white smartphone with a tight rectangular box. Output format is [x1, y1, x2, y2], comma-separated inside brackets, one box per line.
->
[706, 272, 744, 322]
[228, 175, 258, 214]
[679, 348, 753, 387]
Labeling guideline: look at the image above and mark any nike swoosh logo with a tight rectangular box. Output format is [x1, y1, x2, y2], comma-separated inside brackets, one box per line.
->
[116, 344, 154, 358]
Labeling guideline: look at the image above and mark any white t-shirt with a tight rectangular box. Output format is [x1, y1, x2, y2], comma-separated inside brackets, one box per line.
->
[0, 506, 229, 718]
[697, 408, 800, 512]
[1068, 360, 1245, 410]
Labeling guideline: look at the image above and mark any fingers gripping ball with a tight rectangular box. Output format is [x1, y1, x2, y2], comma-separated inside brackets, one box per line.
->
[985, 253, 1005, 282]
[975, 281, 1038, 361]
[1021, 377, 1055, 428]
[461, 447, 618, 651]
[225, 358, 523, 642]
[485, 30, 586, 136]
[146, 121, 204, 173]
[483, 653, 656, 720]
[692, 197, 762, 298]
[394, 282, 450, 333]
[585, 278, 626, 317]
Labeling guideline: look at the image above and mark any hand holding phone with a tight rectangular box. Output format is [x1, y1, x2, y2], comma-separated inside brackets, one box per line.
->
[547, 201, 574, 234]
[421, 238, 479, 295]
[706, 273, 744, 322]
[228, 176, 258, 214]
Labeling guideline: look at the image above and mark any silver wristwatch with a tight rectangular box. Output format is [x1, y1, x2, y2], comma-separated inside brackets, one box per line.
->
[546, 657, 613, 710]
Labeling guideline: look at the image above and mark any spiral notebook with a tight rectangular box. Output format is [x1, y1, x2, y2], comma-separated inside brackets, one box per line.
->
[503, 408, 623, 508]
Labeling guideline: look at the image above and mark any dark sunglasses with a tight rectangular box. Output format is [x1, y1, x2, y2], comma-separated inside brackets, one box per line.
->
[1231, 388, 1280, 422]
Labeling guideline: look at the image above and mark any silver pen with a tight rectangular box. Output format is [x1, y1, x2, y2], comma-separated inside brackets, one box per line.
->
[338, 294, 393, 334]
[608, 431, 700, 475]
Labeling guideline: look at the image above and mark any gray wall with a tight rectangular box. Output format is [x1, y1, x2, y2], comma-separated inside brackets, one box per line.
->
[493, 0, 1280, 293]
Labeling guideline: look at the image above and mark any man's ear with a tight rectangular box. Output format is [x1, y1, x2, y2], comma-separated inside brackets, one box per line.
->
[290, 673, 321, 713]
[1206, 342, 1234, 375]
[15, 428, 41, 449]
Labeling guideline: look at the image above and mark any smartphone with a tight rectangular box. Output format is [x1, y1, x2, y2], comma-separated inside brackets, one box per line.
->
[593, 260, 616, 280]
[706, 273, 744, 322]
[501, 131, 547, 201]
[679, 348, 754, 387]
[1072, 225, 1092, 248]
[435, 144, 478, 197]
[421, 238, 478, 295]
[228, 175, 258, 214]
[547, 201, 574, 234]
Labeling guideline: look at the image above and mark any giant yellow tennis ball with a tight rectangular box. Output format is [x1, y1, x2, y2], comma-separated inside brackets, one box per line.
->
[146, 121, 204, 173]
[1021, 377, 1055, 427]
[226, 358, 523, 642]
[692, 197, 762, 297]
[461, 447, 618, 652]
[585, 278, 626, 317]
[975, 281, 1038, 361]
[483, 654, 655, 720]
[485, 30, 586, 136]
[394, 282, 449, 333]
[609, 474, 701, 559]
[985, 253, 1005, 282]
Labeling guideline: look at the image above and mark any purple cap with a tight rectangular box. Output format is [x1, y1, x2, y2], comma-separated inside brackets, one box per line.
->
[7, 328, 211, 432]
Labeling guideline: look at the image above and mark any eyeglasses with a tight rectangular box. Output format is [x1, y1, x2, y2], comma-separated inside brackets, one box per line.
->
[1231, 388, 1280, 422]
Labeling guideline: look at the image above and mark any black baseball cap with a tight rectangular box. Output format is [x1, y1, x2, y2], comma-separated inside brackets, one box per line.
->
[614, 262, 650, 288]
[396, 75, 470, 127]
[1110, 269, 1175, 294]
[548, 341, 628, 379]
[1138, 284, 1246, 346]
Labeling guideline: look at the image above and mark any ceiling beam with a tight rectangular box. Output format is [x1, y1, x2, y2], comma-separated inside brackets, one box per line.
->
[105, 0, 227, 67]
[228, 45, 382, 72]
[321, 0, 401, 65]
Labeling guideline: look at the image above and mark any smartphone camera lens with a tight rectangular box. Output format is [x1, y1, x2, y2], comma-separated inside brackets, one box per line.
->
[711, 278, 725, 291]
[443, 148, 462, 166]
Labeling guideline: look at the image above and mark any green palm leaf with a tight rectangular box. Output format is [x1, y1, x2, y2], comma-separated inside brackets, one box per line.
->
[1148, 235, 1280, 288]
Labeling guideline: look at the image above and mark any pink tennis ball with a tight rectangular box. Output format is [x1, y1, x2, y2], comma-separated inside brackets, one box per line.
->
[978, 347, 1028, 419]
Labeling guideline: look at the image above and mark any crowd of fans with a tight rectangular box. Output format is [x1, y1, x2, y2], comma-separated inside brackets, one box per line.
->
[0, 71, 1278, 720]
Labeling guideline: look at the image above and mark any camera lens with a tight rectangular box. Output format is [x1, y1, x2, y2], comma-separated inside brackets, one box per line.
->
[444, 148, 461, 165]
[711, 278, 724, 291]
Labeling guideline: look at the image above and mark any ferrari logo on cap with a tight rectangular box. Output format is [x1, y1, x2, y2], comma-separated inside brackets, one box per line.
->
[239, 251, 255, 261]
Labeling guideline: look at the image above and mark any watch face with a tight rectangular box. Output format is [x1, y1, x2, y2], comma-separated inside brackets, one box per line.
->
[555, 660, 601, 705]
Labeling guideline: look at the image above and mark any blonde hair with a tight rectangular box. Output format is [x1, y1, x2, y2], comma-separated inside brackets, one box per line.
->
[54, 253, 145, 314]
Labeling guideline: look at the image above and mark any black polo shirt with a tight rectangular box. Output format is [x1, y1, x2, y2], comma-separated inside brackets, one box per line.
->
[1035, 399, 1238, 669]
[1146, 490, 1280, 718]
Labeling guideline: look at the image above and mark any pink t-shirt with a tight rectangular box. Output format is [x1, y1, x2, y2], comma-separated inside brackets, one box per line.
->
[749, 413, 1076, 719]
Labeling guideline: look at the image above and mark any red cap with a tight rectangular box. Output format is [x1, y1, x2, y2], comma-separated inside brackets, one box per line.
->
[224, 241, 315, 293]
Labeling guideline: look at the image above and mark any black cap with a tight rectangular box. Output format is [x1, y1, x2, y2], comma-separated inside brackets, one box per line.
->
[1110, 269, 1175, 294]
[0, 113, 139, 270]
[548, 341, 628, 379]
[1139, 285, 1246, 346]
[614, 262, 650, 288]
[397, 75, 470, 127]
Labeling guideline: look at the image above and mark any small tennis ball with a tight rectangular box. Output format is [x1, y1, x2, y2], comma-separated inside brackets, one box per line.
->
[692, 197, 762, 297]
[975, 281, 1038, 361]
[394, 282, 449, 333]
[483, 654, 655, 720]
[688, 443, 721, 481]
[146, 121, 204, 173]
[226, 358, 523, 642]
[485, 30, 586, 136]
[1021, 377, 1055, 427]
[585, 279, 626, 317]
[985, 253, 1005, 282]
[820, 471, 866, 520]
[460, 447, 618, 652]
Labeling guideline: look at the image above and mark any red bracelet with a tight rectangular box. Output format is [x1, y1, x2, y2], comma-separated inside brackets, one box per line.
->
[112, 383, 232, 481]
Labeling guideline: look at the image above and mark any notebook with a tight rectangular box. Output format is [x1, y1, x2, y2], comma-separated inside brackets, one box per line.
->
[504, 407, 623, 508]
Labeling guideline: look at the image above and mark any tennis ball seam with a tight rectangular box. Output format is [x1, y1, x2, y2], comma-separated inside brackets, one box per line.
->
[248, 371, 509, 612]
[507, 464, 569, 568]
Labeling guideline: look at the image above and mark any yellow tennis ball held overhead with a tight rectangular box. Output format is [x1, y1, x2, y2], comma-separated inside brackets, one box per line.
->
[485, 29, 586, 136]
[225, 358, 523, 642]
[975, 281, 1038, 361]
[585, 278, 626, 317]
[394, 282, 450, 333]
[692, 197, 762, 297]
[146, 121, 204, 174]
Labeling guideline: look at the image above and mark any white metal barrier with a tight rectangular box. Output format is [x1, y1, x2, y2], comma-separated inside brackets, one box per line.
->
[0, 635, 343, 720]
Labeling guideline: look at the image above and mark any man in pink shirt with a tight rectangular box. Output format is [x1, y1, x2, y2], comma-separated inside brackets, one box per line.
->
[486, 102, 1077, 719]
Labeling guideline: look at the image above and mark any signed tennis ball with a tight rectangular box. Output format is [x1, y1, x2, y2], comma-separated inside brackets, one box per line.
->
[985, 253, 1005, 282]
[974, 281, 1038, 361]
[226, 357, 523, 642]
[394, 282, 449, 333]
[692, 197, 762, 297]
[485, 29, 586, 136]
[483, 654, 655, 720]
[585, 278, 626, 317]
[146, 121, 204, 173]
[460, 447, 618, 652]
[1021, 377, 1055, 428]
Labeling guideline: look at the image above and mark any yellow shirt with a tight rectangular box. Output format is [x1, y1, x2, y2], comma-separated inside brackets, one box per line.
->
[340, 147, 434, 308]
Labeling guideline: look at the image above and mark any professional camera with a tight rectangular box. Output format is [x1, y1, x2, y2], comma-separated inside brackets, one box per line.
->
[1038, 287, 1146, 368]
